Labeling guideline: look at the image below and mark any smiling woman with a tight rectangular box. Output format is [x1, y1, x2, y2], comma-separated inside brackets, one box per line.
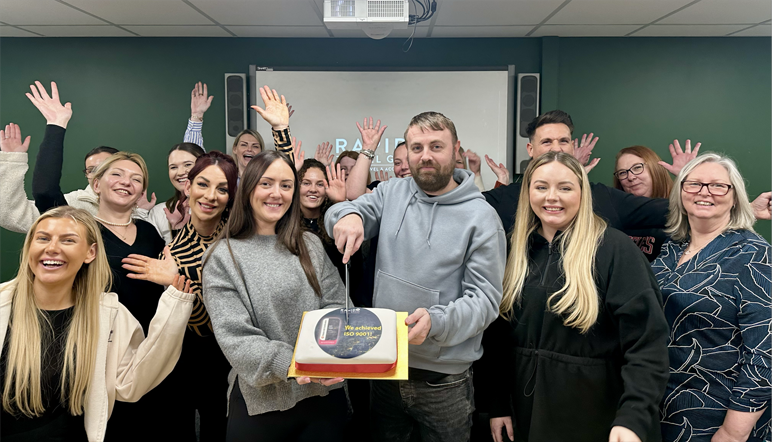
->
[477, 152, 669, 442]
[0, 206, 194, 442]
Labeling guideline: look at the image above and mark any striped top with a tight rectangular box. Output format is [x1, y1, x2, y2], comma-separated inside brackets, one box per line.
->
[166, 219, 225, 337]
[183, 119, 204, 150]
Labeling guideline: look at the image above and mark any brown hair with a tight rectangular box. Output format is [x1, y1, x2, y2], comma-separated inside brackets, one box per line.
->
[404, 111, 458, 145]
[613, 146, 673, 199]
[214, 151, 322, 297]
[336, 151, 371, 185]
[166, 143, 206, 213]
[526, 110, 574, 141]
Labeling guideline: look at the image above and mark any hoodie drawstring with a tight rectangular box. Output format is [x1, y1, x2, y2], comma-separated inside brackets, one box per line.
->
[394, 192, 417, 239]
[426, 201, 438, 246]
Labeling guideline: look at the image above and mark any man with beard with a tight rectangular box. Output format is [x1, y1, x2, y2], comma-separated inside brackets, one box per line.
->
[325, 111, 506, 442]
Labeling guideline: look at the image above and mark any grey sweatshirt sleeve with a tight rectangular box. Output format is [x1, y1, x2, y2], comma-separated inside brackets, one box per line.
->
[427, 226, 507, 347]
[202, 244, 295, 388]
[324, 183, 387, 241]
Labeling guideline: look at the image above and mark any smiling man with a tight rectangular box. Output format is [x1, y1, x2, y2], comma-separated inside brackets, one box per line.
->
[325, 111, 506, 442]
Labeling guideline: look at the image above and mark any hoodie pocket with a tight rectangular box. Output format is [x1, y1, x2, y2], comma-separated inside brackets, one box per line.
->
[374, 270, 441, 359]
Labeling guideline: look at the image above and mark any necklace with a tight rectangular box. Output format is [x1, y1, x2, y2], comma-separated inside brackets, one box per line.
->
[94, 215, 132, 227]
[683, 243, 705, 255]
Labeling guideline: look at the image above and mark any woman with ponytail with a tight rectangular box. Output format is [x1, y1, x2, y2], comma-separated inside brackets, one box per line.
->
[477, 152, 669, 442]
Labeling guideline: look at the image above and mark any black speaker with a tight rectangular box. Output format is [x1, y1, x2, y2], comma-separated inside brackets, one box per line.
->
[224, 73, 247, 153]
[515, 73, 540, 173]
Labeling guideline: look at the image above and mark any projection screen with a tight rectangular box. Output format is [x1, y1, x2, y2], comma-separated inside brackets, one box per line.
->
[250, 67, 515, 190]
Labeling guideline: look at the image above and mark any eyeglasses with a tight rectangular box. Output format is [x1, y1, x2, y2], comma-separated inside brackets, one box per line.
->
[83, 167, 97, 175]
[614, 163, 644, 180]
[681, 181, 733, 196]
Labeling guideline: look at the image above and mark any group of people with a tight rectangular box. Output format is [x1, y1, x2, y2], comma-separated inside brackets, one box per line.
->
[0, 79, 769, 442]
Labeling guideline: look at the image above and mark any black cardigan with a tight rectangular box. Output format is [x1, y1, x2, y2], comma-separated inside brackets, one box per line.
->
[476, 228, 670, 442]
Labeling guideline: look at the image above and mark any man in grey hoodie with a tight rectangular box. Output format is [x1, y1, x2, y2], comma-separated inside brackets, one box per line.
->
[325, 111, 506, 442]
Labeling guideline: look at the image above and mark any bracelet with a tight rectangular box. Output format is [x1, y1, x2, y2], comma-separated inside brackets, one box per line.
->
[361, 149, 376, 160]
[190, 115, 203, 122]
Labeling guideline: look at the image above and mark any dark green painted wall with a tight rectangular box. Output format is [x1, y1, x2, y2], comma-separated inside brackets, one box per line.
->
[0, 36, 769, 279]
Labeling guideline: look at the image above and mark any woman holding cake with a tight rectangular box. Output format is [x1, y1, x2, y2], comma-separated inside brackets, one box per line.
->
[202, 151, 349, 442]
[477, 152, 670, 442]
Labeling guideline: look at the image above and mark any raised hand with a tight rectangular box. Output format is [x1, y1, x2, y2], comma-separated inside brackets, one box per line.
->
[325, 163, 347, 203]
[0, 123, 31, 153]
[751, 192, 771, 220]
[463, 149, 482, 174]
[251, 85, 289, 130]
[355, 117, 387, 152]
[374, 169, 391, 182]
[287, 103, 295, 119]
[485, 154, 510, 185]
[314, 141, 334, 167]
[26, 81, 72, 128]
[122, 246, 179, 287]
[171, 274, 193, 294]
[572, 133, 600, 173]
[659, 139, 700, 176]
[190, 81, 214, 120]
[136, 191, 157, 211]
[291, 137, 305, 170]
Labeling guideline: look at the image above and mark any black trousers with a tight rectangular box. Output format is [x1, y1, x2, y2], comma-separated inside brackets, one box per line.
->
[227, 381, 348, 442]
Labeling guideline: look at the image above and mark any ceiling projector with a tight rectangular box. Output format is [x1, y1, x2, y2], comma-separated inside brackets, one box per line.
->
[323, 0, 409, 39]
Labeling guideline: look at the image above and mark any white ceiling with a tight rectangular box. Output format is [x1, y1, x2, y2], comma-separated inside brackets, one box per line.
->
[0, 0, 769, 38]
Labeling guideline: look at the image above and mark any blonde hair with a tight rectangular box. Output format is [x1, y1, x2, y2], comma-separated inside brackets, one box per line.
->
[91, 151, 149, 193]
[501, 152, 607, 334]
[3, 207, 111, 417]
[665, 153, 756, 242]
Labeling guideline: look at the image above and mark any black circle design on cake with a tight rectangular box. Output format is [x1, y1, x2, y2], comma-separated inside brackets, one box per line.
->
[314, 308, 382, 359]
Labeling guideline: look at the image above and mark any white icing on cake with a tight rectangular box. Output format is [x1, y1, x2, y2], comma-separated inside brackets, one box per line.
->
[295, 308, 397, 369]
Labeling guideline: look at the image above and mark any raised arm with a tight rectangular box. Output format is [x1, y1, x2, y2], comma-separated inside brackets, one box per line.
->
[251, 85, 293, 158]
[347, 117, 387, 201]
[0, 123, 41, 233]
[27, 81, 72, 212]
[113, 276, 195, 402]
[183, 81, 213, 149]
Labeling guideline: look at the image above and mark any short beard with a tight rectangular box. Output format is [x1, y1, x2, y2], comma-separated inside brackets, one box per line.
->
[410, 158, 455, 193]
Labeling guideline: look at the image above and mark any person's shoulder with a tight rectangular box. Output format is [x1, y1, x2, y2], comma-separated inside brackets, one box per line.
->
[599, 227, 649, 259]
[302, 230, 325, 251]
[0, 280, 16, 306]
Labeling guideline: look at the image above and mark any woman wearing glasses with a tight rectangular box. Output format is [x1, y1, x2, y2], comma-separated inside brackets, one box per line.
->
[652, 153, 770, 442]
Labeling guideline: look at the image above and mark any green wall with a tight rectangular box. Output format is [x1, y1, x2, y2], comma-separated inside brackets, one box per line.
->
[0, 36, 769, 279]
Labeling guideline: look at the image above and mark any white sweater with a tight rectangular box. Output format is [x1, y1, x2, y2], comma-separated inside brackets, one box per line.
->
[0, 280, 194, 442]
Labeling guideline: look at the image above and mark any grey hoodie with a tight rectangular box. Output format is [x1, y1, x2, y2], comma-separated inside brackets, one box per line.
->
[325, 168, 506, 374]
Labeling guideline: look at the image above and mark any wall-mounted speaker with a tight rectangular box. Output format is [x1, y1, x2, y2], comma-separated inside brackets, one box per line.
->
[225, 73, 247, 154]
[515, 73, 540, 174]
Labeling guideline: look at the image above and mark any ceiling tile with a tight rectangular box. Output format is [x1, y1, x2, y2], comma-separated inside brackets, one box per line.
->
[431, 25, 532, 37]
[434, 0, 566, 26]
[19, 25, 133, 36]
[659, 0, 771, 24]
[531, 24, 641, 37]
[63, 0, 212, 25]
[123, 25, 231, 37]
[227, 25, 331, 37]
[189, 0, 323, 26]
[730, 24, 771, 36]
[633, 24, 750, 36]
[0, 26, 41, 36]
[548, 0, 695, 25]
[0, 0, 104, 25]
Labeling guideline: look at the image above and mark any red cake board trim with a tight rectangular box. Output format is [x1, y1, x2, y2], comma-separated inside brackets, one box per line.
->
[295, 361, 397, 373]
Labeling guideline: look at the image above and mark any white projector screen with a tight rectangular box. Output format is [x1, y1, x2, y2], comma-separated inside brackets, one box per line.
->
[250, 67, 515, 189]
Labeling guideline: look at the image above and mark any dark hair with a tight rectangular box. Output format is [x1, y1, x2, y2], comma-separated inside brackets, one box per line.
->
[186, 151, 239, 217]
[336, 151, 371, 185]
[83, 146, 118, 163]
[525, 110, 574, 141]
[166, 143, 206, 213]
[395, 141, 406, 149]
[298, 159, 333, 244]
[221, 151, 322, 297]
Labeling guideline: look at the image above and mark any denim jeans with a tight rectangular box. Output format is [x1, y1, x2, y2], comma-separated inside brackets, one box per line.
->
[370, 369, 475, 442]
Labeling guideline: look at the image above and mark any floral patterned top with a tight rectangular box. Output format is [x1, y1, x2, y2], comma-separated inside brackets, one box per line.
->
[652, 229, 771, 442]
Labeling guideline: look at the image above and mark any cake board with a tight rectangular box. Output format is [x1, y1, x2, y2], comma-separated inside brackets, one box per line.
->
[288, 311, 409, 380]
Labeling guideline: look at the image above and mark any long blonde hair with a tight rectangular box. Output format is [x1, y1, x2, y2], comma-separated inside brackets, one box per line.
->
[665, 153, 756, 242]
[501, 152, 607, 334]
[3, 207, 111, 417]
